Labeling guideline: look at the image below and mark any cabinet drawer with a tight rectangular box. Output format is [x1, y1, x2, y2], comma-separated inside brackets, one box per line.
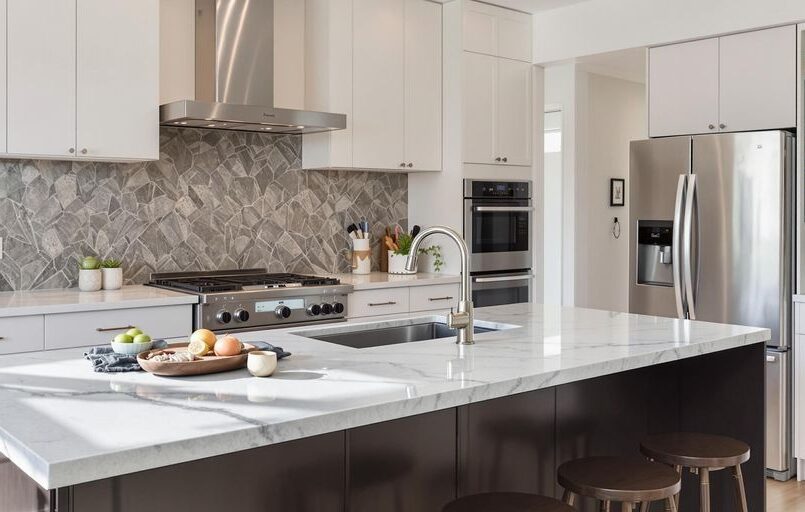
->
[44, 305, 192, 350]
[348, 288, 409, 318]
[0, 315, 44, 355]
[410, 284, 460, 313]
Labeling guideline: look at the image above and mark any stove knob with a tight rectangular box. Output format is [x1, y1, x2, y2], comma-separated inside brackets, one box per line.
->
[275, 305, 292, 319]
[320, 303, 333, 315]
[331, 302, 345, 314]
[234, 309, 250, 322]
[306, 304, 322, 316]
[216, 310, 232, 324]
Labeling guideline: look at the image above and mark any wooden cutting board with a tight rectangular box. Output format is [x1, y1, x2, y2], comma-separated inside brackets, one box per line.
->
[137, 343, 257, 376]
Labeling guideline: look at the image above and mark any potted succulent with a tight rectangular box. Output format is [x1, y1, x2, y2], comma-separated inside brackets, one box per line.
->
[78, 256, 102, 292]
[101, 258, 123, 290]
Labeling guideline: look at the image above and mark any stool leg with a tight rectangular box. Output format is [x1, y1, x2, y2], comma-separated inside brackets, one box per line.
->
[620, 503, 633, 512]
[600, 500, 611, 512]
[673, 465, 682, 510]
[732, 464, 748, 512]
[640, 501, 650, 512]
[699, 468, 711, 512]
[666, 497, 677, 512]
[562, 489, 576, 506]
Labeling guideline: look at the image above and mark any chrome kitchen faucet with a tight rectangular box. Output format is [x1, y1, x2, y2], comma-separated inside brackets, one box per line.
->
[405, 226, 475, 345]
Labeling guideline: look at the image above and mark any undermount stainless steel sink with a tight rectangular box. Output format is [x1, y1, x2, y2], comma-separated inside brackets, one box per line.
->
[298, 321, 498, 349]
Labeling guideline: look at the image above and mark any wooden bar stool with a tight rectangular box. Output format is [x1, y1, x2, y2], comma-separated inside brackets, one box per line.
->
[443, 492, 576, 512]
[640, 432, 750, 512]
[558, 456, 681, 511]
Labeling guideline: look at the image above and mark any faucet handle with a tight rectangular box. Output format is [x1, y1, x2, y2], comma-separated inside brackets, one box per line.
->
[448, 310, 471, 329]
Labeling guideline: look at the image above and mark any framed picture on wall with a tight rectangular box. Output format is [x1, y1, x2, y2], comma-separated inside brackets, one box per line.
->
[610, 178, 625, 207]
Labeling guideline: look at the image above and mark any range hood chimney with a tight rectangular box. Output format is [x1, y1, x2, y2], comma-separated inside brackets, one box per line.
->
[160, 0, 346, 135]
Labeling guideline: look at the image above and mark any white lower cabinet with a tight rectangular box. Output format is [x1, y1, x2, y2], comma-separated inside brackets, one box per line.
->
[0, 315, 44, 355]
[44, 305, 192, 350]
[348, 283, 460, 319]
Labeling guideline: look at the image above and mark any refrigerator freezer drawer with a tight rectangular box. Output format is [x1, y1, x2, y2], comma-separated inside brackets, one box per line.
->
[766, 349, 790, 474]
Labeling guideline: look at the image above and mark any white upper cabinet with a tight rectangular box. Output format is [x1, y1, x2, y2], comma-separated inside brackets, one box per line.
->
[352, 0, 406, 170]
[649, 25, 797, 137]
[649, 38, 719, 138]
[305, 0, 443, 171]
[404, 0, 442, 171]
[7, 0, 158, 161]
[78, 0, 159, 161]
[8, 0, 77, 158]
[496, 59, 532, 166]
[463, 0, 531, 62]
[463, 52, 497, 165]
[719, 25, 797, 133]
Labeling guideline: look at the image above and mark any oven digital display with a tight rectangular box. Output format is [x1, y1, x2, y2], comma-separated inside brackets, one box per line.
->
[255, 299, 305, 313]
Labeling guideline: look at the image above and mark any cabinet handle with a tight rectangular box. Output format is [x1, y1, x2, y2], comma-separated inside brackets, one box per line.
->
[502, 157, 508, 163]
[708, 124, 715, 130]
[428, 296, 454, 302]
[96, 325, 136, 332]
[399, 162, 406, 167]
[0, 337, 5, 341]
[368, 301, 397, 307]
[495, 157, 501, 162]
[68, 147, 75, 154]
[407, 163, 413, 168]
[719, 123, 726, 130]
[81, 148, 88, 155]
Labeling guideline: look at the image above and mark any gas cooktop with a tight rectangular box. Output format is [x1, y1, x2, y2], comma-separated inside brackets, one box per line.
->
[147, 269, 353, 332]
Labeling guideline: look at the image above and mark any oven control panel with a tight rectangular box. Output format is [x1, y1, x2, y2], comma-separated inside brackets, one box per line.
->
[196, 289, 351, 332]
[464, 179, 531, 199]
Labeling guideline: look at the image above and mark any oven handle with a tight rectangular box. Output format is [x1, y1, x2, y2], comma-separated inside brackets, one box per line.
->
[472, 274, 535, 283]
[472, 206, 534, 212]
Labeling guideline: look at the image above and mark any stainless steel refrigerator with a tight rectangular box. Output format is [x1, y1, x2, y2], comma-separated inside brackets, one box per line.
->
[629, 131, 796, 481]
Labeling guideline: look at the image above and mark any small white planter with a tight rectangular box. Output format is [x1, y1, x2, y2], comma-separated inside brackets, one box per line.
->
[352, 238, 372, 275]
[102, 267, 123, 290]
[388, 252, 416, 274]
[78, 269, 102, 292]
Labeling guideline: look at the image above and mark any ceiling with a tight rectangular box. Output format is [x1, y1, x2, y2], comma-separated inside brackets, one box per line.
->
[575, 47, 647, 84]
[487, 0, 592, 14]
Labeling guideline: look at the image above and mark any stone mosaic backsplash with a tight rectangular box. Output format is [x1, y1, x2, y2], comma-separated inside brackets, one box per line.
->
[0, 128, 408, 291]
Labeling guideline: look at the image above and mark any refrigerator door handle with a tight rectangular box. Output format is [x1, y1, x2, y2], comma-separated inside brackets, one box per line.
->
[683, 174, 698, 320]
[672, 174, 687, 319]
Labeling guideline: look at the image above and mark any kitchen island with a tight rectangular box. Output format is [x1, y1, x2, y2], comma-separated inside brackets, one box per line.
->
[0, 303, 769, 512]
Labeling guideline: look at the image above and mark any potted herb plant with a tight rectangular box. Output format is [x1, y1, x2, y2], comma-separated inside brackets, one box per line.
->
[101, 259, 123, 290]
[386, 231, 444, 274]
[78, 256, 102, 292]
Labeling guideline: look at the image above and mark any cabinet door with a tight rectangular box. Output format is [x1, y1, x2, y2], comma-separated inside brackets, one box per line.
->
[496, 9, 532, 62]
[404, 0, 442, 171]
[7, 0, 76, 157]
[463, 0, 497, 56]
[463, 52, 497, 165]
[719, 25, 797, 132]
[77, 0, 159, 161]
[353, 0, 405, 169]
[496, 58, 532, 166]
[649, 38, 719, 137]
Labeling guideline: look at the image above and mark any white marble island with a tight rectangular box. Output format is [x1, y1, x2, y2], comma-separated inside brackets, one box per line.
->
[0, 303, 769, 512]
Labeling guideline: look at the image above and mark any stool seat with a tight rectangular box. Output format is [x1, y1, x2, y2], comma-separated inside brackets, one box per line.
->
[443, 492, 575, 512]
[558, 456, 681, 503]
[640, 432, 750, 468]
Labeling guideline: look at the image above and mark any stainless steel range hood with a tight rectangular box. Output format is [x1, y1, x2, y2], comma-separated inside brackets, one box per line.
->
[160, 0, 345, 135]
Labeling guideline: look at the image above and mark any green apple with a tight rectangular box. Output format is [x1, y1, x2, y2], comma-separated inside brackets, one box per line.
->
[126, 328, 143, 337]
[133, 334, 151, 344]
[114, 334, 134, 344]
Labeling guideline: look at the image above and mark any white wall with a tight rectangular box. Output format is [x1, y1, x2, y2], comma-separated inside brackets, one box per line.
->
[533, 0, 805, 63]
[575, 73, 645, 311]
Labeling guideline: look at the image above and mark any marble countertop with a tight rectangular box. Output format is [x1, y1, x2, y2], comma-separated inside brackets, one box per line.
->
[330, 272, 460, 290]
[0, 285, 198, 318]
[0, 303, 769, 489]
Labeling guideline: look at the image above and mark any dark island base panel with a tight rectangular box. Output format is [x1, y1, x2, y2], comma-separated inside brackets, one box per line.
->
[1, 343, 765, 512]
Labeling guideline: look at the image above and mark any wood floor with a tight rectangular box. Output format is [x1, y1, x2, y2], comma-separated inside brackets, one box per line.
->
[767, 478, 805, 511]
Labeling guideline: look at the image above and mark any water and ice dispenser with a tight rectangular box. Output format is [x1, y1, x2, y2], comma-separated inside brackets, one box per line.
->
[636, 221, 673, 286]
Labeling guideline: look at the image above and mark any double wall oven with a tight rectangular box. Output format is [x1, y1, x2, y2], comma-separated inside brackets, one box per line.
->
[463, 179, 533, 306]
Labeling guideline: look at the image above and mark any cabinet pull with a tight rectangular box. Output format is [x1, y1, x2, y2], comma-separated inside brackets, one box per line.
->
[81, 148, 88, 155]
[68, 147, 75, 154]
[96, 325, 136, 332]
[399, 162, 406, 167]
[0, 337, 5, 341]
[708, 124, 715, 130]
[407, 163, 413, 168]
[502, 157, 508, 163]
[719, 123, 726, 129]
[368, 301, 397, 307]
[495, 157, 501, 162]
[428, 296, 454, 302]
